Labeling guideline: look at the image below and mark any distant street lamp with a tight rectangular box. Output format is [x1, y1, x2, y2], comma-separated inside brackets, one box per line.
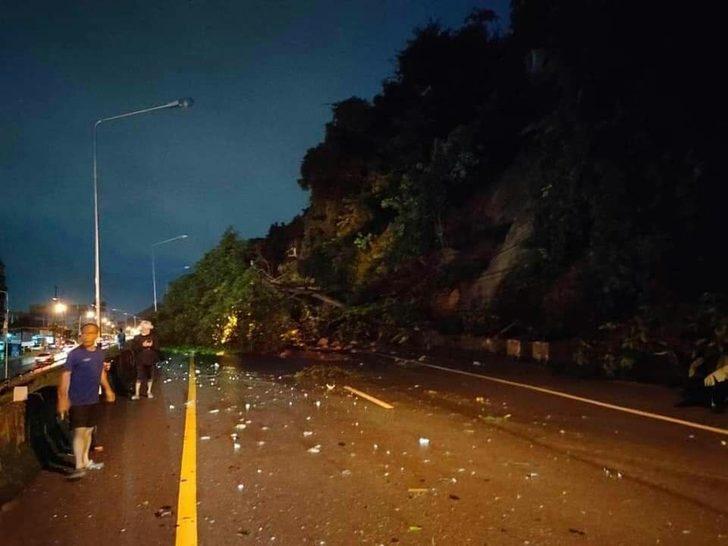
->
[152, 234, 189, 311]
[112, 307, 137, 328]
[78, 309, 95, 334]
[1, 290, 9, 380]
[53, 301, 67, 340]
[92, 98, 194, 329]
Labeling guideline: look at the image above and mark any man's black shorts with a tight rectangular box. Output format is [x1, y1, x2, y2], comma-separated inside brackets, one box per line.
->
[136, 363, 154, 381]
[69, 403, 100, 429]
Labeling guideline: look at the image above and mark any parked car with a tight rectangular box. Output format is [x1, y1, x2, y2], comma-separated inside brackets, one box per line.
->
[34, 352, 55, 366]
[61, 341, 78, 353]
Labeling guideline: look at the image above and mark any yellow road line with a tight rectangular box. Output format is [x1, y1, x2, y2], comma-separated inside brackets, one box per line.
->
[175, 354, 197, 546]
[415, 361, 728, 437]
[343, 385, 394, 409]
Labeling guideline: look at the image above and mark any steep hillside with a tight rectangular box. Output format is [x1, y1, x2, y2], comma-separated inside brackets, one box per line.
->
[158, 1, 725, 375]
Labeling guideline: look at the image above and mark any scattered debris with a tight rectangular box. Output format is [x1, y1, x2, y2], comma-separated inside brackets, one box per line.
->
[408, 488, 428, 495]
[307, 444, 321, 454]
[294, 364, 354, 384]
[448, 494, 460, 501]
[418, 437, 430, 447]
[154, 505, 173, 518]
[237, 483, 245, 491]
[569, 528, 586, 536]
[208, 409, 219, 414]
[480, 414, 510, 423]
[200, 436, 211, 441]
[1, 499, 19, 513]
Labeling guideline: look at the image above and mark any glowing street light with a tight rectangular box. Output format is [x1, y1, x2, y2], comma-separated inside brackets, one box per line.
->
[92, 98, 194, 328]
[152, 234, 189, 311]
[53, 302, 68, 314]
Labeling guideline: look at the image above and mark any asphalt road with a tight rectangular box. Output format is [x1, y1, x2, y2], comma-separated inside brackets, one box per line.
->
[0, 350, 726, 545]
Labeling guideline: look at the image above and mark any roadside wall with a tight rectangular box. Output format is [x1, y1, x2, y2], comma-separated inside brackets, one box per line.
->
[409, 330, 683, 384]
[0, 367, 64, 505]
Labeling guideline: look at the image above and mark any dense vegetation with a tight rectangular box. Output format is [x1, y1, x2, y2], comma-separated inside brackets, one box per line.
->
[157, 1, 724, 373]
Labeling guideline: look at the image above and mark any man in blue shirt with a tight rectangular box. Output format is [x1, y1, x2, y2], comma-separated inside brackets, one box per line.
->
[57, 322, 115, 480]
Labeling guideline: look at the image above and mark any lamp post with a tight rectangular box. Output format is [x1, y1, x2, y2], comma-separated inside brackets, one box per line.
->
[152, 234, 189, 311]
[1, 290, 8, 380]
[92, 98, 194, 329]
[78, 309, 95, 334]
[53, 301, 67, 345]
[111, 307, 137, 328]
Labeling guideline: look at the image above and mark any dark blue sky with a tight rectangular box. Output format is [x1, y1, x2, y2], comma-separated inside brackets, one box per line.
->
[1, 0, 509, 314]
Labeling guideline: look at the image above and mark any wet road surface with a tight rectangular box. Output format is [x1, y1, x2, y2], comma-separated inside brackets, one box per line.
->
[1, 351, 726, 545]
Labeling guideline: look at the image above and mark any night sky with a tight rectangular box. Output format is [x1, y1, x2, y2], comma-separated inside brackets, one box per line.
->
[1, 0, 509, 314]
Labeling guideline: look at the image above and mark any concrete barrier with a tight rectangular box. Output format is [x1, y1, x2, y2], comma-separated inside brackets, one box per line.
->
[506, 339, 522, 359]
[0, 348, 128, 505]
[0, 365, 65, 505]
[532, 341, 550, 362]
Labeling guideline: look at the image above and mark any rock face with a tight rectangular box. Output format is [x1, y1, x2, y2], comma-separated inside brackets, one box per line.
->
[433, 288, 461, 317]
[462, 213, 533, 308]
[446, 157, 538, 314]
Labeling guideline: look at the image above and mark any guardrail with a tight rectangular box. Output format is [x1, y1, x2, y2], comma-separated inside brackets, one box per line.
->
[0, 344, 121, 398]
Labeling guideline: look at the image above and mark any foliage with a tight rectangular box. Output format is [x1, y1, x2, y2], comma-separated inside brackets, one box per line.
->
[686, 294, 728, 368]
[322, 299, 423, 342]
[156, 229, 297, 353]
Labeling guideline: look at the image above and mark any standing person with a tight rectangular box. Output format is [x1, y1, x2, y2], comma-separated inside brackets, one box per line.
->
[57, 322, 115, 480]
[131, 320, 159, 400]
[117, 328, 126, 348]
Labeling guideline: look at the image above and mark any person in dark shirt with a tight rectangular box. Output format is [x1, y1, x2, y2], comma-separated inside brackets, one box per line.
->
[57, 322, 115, 480]
[131, 320, 160, 400]
[117, 328, 126, 348]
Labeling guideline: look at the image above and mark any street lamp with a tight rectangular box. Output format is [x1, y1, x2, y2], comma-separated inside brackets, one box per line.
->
[92, 98, 194, 329]
[78, 309, 95, 334]
[152, 234, 189, 311]
[1, 290, 8, 380]
[53, 301, 67, 343]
